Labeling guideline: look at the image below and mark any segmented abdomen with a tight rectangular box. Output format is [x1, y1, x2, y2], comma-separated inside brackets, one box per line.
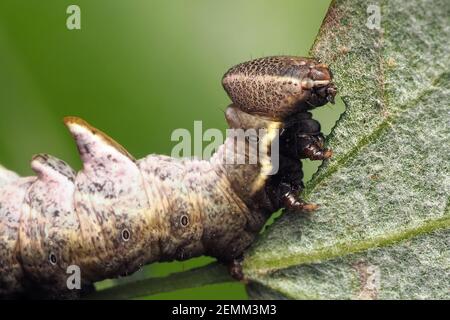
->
[0, 55, 331, 298]
[0, 109, 277, 298]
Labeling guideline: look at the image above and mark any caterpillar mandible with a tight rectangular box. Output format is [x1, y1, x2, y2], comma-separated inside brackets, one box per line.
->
[0, 56, 336, 299]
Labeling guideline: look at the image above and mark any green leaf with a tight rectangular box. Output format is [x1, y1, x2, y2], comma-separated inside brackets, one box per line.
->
[243, 0, 450, 299]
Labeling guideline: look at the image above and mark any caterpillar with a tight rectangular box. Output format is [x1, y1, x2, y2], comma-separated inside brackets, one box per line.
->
[0, 56, 336, 299]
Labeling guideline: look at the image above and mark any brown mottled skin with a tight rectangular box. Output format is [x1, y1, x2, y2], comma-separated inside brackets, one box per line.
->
[0, 56, 336, 299]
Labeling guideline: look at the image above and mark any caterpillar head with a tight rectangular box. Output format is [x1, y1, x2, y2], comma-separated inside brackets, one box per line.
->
[222, 56, 337, 120]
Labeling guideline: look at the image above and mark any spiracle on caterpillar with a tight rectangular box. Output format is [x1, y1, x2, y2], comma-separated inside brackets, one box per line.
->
[0, 56, 336, 299]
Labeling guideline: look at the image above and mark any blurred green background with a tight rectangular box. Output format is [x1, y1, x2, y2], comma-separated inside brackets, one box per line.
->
[0, 0, 343, 299]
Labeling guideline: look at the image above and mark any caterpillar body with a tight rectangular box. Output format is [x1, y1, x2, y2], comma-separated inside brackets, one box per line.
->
[0, 56, 336, 299]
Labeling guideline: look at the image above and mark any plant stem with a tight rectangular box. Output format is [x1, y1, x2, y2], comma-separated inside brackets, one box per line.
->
[85, 262, 234, 300]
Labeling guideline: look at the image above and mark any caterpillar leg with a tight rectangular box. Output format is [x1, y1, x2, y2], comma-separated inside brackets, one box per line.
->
[279, 182, 318, 213]
[269, 115, 334, 213]
[297, 134, 333, 161]
[227, 257, 248, 283]
[281, 114, 332, 161]
[266, 156, 317, 213]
